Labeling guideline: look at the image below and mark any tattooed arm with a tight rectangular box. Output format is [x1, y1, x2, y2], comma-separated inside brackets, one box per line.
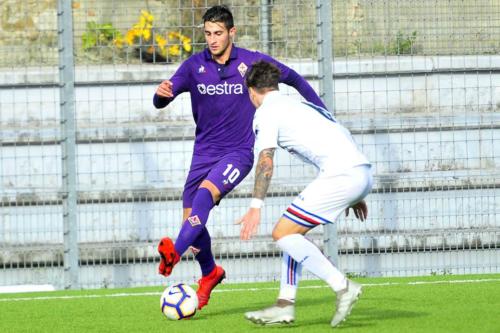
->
[253, 148, 276, 199]
[237, 148, 276, 240]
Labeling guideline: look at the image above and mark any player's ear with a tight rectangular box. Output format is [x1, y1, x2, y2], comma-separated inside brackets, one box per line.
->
[229, 26, 236, 40]
[248, 87, 256, 106]
[249, 87, 261, 108]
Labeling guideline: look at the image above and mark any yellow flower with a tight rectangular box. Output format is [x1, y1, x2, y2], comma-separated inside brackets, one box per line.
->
[142, 28, 151, 41]
[156, 34, 167, 55]
[139, 15, 146, 27]
[158, 47, 167, 57]
[155, 35, 167, 48]
[179, 35, 191, 43]
[125, 29, 137, 45]
[167, 31, 179, 40]
[165, 31, 192, 54]
[169, 44, 180, 56]
[113, 10, 193, 60]
[141, 10, 154, 23]
[113, 36, 124, 48]
[132, 22, 142, 31]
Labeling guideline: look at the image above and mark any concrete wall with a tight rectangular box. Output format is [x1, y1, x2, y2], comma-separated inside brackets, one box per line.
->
[1, 54, 498, 288]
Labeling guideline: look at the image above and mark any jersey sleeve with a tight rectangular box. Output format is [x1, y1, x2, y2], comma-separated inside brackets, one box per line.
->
[254, 106, 279, 153]
[258, 53, 327, 109]
[153, 60, 191, 108]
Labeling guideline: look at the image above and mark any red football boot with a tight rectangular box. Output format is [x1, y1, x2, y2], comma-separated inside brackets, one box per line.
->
[196, 265, 226, 310]
[157, 237, 180, 277]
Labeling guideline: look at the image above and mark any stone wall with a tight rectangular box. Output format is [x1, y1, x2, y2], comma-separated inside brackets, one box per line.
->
[0, 0, 57, 66]
[0, 0, 499, 66]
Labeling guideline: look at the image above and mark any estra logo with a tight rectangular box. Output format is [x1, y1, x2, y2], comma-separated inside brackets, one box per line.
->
[197, 82, 244, 95]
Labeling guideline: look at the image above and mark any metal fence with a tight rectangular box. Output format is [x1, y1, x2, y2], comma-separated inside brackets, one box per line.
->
[0, 0, 499, 290]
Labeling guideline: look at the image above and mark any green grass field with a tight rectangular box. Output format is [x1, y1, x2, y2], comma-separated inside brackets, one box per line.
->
[1, 274, 499, 333]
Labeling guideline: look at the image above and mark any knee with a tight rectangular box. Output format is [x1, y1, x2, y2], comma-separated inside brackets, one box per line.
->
[199, 180, 221, 203]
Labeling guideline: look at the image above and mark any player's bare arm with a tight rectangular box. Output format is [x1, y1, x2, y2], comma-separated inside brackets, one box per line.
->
[253, 148, 275, 199]
[237, 148, 275, 240]
[156, 80, 174, 98]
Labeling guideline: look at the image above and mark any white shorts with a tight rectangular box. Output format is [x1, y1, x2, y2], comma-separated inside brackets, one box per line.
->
[283, 164, 373, 228]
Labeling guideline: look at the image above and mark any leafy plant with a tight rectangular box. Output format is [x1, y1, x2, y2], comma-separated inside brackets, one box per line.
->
[82, 22, 122, 50]
[114, 10, 192, 62]
[348, 32, 417, 56]
[390, 30, 417, 55]
[81, 11, 192, 63]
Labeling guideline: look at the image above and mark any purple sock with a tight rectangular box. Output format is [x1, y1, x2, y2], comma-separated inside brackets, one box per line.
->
[192, 227, 216, 276]
[174, 187, 215, 256]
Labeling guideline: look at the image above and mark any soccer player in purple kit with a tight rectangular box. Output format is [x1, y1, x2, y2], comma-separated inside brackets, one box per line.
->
[153, 5, 326, 310]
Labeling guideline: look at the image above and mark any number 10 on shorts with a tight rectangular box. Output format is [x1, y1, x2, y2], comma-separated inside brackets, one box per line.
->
[223, 164, 240, 184]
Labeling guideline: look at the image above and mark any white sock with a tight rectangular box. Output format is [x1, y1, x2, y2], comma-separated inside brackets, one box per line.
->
[276, 234, 347, 292]
[278, 252, 302, 302]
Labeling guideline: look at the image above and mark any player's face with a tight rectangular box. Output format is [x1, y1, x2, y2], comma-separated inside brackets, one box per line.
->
[204, 21, 235, 57]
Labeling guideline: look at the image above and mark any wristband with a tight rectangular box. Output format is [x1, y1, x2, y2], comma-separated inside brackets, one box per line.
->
[250, 198, 264, 209]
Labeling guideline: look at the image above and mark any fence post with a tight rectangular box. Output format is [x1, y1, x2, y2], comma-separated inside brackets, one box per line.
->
[58, 0, 79, 289]
[260, 0, 271, 54]
[316, 0, 338, 265]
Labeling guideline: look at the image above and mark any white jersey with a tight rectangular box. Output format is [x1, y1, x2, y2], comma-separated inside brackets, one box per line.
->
[253, 91, 370, 174]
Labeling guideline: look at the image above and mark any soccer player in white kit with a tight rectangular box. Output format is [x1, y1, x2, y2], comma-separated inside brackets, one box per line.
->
[237, 61, 373, 327]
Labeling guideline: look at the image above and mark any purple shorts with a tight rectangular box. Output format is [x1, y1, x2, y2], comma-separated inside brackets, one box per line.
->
[182, 149, 254, 208]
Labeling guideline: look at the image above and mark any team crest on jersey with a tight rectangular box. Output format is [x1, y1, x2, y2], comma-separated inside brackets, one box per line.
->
[188, 215, 201, 226]
[198, 65, 206, 73]
[237, 62, 248, 77]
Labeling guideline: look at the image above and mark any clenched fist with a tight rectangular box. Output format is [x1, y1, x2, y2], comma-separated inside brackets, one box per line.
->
[156, 80, 174, 98]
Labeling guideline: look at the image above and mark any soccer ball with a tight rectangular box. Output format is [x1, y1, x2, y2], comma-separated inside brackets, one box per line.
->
[160, 283, 198, 320]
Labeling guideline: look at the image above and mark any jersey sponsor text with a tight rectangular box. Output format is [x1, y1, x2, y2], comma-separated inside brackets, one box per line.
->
[197, 82, 244, 95]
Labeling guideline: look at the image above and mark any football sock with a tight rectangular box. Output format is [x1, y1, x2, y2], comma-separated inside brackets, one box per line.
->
[191, 227, 216, 276]
[175, 188, 215, 256]
[276, 234, 347, 292]
[278, 252, 302, 303]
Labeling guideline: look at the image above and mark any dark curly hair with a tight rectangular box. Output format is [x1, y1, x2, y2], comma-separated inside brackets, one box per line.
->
[245, 60, 281, 93]
[202, 5, 234, 30]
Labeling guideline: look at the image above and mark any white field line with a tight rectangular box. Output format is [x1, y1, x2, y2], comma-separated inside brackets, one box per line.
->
[1, 278, 499, 303]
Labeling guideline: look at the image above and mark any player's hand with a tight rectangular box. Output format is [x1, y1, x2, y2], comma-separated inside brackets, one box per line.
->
[236, 208, 261, 240]
[156, 80, 174, 98]
[345, 200, 368, 221]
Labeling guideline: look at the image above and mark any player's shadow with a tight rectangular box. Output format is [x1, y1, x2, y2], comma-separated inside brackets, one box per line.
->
[203, 293, 428, 329]
[297, 306, 428, 330]
[299, 294, 428, 329]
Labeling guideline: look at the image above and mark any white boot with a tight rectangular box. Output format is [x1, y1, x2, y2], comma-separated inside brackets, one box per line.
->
[245, 304, 295, 325]
[331, 280, 362, 327]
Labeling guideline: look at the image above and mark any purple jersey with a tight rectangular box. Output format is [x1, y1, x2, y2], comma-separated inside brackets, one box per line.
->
[154, 46, 325, 155]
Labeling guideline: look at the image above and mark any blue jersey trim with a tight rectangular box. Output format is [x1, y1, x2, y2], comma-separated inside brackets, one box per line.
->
[290, 203, 333, 224]
[283, 212, 315, 228]
[301, 101, 336, 123]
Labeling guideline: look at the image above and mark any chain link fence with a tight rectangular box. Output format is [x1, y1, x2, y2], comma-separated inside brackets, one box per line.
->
[0, 0, 499, 289]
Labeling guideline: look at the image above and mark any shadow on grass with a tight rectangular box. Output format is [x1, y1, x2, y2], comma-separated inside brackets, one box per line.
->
[299, 306, 428, 329]
[198, 293, 428, 330]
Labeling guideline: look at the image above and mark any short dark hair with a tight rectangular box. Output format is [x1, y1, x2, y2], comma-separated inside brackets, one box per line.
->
[245, 60, 281, 93]
[202, 5, 234, 30]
